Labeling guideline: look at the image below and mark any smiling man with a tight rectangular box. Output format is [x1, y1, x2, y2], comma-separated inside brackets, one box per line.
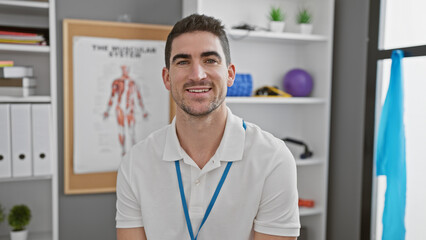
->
[116, 14, 300, 240]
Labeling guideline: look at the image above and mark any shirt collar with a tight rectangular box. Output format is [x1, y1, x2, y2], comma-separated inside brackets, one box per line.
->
[162, 117, 182, 161]
[162, 107, 246, 163]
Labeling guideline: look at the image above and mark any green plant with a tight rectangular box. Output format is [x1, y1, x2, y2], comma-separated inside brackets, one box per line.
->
[269, 6, 285, 22]
[297, 8, 312, 24]
[8, 205, 31, 231]
[0, 203, 5, 224]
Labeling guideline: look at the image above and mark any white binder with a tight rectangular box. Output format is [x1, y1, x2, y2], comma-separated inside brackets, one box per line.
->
[0, 104, 12, 178]
[31, 104, 52, 176]
[10, 104, 32, 177]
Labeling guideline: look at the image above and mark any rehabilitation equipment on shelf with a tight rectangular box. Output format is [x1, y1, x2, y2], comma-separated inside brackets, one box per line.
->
[254, 86, 292, 97]
[282, 137, 313, 159]
[226, 73, 253, 96]
[299, 198, 315, 208]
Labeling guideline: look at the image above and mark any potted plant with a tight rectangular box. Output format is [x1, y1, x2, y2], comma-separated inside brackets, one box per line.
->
[297, 8, 313, 34]
[8, 205, 31, 240]
[268, 6, 285, 32]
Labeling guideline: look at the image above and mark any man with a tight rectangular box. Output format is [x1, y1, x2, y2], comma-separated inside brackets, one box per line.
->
[116, 14, 300, 240]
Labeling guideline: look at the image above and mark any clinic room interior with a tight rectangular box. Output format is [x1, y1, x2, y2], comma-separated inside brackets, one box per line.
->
[0, 0, 424, 239]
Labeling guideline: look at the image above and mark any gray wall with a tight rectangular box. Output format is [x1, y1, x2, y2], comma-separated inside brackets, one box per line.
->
[327, 0, 370, 239]
[56, 1, 181, 239]
[55, 0, 371, 239]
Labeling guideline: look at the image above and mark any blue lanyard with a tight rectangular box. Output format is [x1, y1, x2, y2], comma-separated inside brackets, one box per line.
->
[175, 160, 232, 240]
[175, 120, 246, 240]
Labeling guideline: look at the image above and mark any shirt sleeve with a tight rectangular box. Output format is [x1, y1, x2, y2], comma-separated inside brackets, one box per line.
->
[116, 151, 144, 228]
[253, 142, 301, 237]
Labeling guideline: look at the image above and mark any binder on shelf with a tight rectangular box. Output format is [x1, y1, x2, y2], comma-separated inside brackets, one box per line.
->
[0, 77, 36, 87]
[0, 39, 44, 45]
[0, 104, 12, 178]
[0, 26, 49, 45]
[0, 76, 37, 97]
[0, 60, 14, 67]
[0, 30, 39, 37]
[31, 104, 52, 176]
[10, 104, 32, 177]
[0, 66, 33, 78]
[0, 32, 44, 41]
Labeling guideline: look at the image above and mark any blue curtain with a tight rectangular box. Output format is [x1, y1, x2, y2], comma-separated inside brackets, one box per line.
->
[376, 50, 406, 240]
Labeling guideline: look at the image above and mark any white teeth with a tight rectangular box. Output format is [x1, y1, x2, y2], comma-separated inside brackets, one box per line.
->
[188, 89, 209, 93]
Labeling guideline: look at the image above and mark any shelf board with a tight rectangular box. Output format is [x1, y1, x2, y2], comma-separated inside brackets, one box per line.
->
[0, 43, 50, 53]
[227, 29, 328, 43]
[295, 159, 323, 166]
[0, 231, 52, 240]
[0, 95, 51, 103]
[299, 207, 323, 217]
[226, 97, 325, 104]
[0, 0, 49, 9]
[0, 175, 52, 183]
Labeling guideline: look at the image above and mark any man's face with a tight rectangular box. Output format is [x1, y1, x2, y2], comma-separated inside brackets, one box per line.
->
[162, 31, 235, 117]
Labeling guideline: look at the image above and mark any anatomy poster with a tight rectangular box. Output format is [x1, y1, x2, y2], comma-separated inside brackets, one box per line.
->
[73, 36, 169, 174]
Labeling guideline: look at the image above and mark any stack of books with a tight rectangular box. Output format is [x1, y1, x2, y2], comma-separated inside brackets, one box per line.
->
[0, 30, 46, 45]
[0, 62, 36, 97]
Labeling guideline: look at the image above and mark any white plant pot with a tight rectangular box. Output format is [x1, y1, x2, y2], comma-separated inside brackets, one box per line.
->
[269, 21, 285, 32]
[10, 230, 28, 240]
[299, 24, 313, 34]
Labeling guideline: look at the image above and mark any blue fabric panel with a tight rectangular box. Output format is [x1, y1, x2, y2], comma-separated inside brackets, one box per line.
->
[376, 50, 406, 240]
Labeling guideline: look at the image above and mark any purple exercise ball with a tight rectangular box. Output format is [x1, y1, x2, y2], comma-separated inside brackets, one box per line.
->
[283, 69, 313, 97]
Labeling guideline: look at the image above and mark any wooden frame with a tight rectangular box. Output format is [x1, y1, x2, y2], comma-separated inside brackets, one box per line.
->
[63, 19, 173, 194]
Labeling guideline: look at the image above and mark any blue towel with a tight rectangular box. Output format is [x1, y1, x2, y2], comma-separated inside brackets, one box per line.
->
[376, 50, 406, 240]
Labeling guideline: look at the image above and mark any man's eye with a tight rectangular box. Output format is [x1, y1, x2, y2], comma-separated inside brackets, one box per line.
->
[205, 59, 218, 64]
[176, 60, 188, 65]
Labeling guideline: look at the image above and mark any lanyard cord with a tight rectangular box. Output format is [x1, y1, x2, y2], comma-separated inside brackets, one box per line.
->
[175, 120, 246, 240]
[175, 160, 232, 240]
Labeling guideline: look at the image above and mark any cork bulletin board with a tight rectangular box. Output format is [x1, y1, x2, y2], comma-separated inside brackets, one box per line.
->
[63, 19, 174, 194]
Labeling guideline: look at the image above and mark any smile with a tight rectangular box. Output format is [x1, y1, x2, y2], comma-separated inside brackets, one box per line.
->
[187, 88, 211, 93]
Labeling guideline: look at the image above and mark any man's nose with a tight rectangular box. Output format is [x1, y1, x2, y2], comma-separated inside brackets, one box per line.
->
[189, 62, 207, 81]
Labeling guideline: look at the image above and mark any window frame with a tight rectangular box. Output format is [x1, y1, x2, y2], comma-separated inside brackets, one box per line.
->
[361, 0, 426, 239]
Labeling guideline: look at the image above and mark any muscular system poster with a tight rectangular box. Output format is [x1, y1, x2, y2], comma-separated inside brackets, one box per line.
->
[73, 36, 169, 174]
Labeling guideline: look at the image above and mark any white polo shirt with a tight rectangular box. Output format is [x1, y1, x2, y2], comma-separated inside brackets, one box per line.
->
[116, 108, 300, 239]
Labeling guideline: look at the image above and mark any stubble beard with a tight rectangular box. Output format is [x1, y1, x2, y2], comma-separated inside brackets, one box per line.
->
[170, 82, 226, 117]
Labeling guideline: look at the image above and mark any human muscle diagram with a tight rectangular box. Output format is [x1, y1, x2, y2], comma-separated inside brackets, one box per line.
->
[103, 65, 149, 156]
[72, 36, 168, 174]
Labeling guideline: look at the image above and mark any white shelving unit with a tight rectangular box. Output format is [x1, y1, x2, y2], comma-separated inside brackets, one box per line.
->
[227, 29, 329, 43]
[295, 158, 324, 167]
[0, 0, 49, 8]
[0, 175, 52, 183]
[0, 0, 58, 240]
[184, 0, 334, 239]
[226, 96, 326, 104]
[299, 207, 323, 217]
[0, 231, 52, 240]
[0, 44, 50, 53]
[0, 96, 52, 103]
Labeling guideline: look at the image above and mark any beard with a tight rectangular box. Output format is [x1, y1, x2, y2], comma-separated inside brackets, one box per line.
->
[177, 95, 225, 117]
[170, 80, 226, 117]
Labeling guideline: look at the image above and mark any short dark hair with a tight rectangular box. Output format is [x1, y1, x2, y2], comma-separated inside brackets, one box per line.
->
[165, 14, 231, 69]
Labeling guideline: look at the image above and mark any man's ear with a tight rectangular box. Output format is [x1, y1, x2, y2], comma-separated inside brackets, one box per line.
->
[227, 64, 236, 87]
[162, 67, 171, 91]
